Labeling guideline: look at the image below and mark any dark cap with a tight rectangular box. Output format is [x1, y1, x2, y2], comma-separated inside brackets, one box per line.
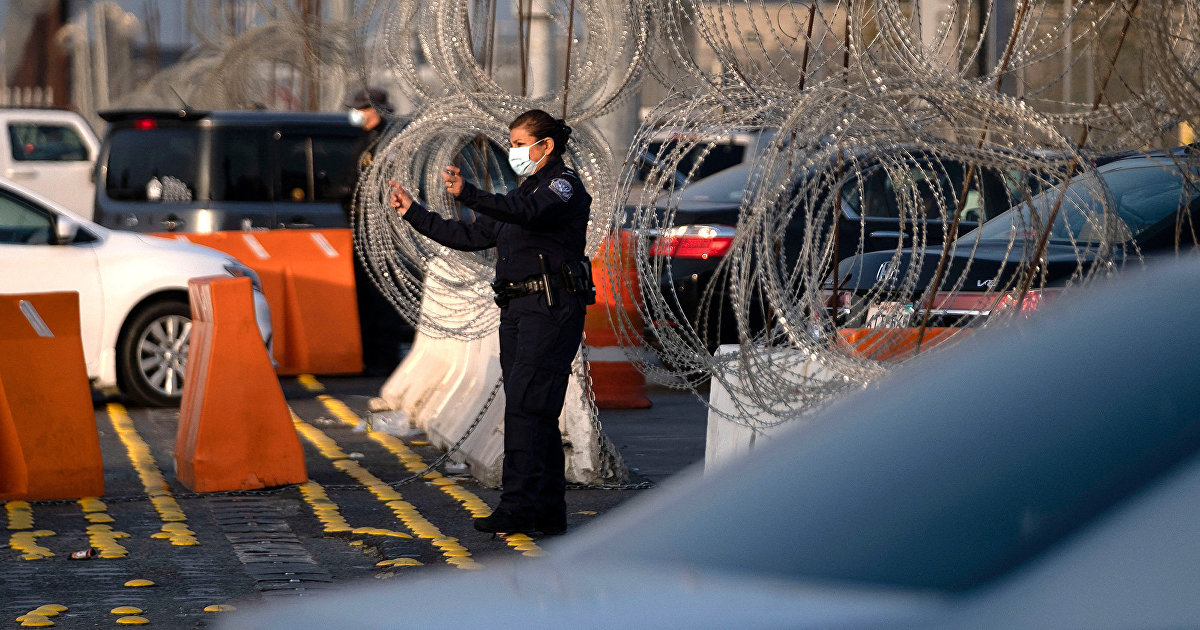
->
[345, 87, 389, 110]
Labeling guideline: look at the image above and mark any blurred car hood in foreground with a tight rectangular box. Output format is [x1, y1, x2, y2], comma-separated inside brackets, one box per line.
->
[226, 258, 1200, 630]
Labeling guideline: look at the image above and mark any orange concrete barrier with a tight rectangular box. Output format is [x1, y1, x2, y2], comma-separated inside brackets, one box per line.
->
[0, 292, 104, 500]
[585, 232, 652, 409]
[161, 230, 362, 376]
[837, 327, 968, 362]
[174, 276, 307, 492]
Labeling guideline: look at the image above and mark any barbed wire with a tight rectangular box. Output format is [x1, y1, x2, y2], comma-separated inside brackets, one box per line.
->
[608, 0, 1200, 430]
[105, 0, 1200, 431]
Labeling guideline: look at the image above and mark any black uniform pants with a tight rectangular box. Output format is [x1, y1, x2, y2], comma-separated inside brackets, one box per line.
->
[497, 290, 586, 520]
[354, 254, 406, 374]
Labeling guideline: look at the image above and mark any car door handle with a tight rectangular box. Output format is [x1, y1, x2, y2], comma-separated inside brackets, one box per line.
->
[869, 231, 910, 240]
[4, 168, 35, 180]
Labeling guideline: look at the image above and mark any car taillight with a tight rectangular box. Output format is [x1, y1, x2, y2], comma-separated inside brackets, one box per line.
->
[651, 225, 735, 259]
[134, 118, 157, 130]
[998, 288, 1062, 315]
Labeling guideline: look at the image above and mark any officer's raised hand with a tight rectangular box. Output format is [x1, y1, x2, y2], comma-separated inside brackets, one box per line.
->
[442, 166, 464, 196]
[388, 180, 413, 215]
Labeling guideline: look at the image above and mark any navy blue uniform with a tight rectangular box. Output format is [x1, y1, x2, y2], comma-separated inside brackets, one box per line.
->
[402, 155, 590, 527]
[352, 124, 408, 374]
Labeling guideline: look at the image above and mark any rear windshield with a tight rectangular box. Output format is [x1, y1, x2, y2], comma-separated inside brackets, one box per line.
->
[105, 128, 199, 201]
[966, 161, 1199, 245]
[105, 126, 359, 204]
[277, 133, 358, 203]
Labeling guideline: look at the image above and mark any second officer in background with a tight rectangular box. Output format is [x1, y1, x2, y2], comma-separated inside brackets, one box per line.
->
[388, 109, 593, 535]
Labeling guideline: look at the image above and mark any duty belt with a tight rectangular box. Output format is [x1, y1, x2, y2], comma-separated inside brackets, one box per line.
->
[490, 275, 563, 306]
[491, 257, 596, 308]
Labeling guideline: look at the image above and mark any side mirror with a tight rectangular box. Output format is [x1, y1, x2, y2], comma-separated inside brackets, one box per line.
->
[54, 215, 79, 244]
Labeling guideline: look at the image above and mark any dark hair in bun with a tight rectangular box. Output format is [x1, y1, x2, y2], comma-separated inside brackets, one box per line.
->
[510, 109, 571, 157]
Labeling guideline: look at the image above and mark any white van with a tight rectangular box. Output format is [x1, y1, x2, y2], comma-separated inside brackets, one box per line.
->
[0, 108, 99, 219]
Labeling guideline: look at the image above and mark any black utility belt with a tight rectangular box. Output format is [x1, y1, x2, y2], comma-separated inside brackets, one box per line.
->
[492, 257, 596, 308]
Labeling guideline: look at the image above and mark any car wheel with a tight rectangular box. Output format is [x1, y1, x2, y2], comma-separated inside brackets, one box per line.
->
[117, 299, 191, 408]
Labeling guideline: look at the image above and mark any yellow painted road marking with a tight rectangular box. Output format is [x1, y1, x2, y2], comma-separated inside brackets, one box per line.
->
[78, 498, 129, 559]
[105, 403, 197, 546]
[6, 501, 33, 529]
[297, 374, 325, 392]
[4, 502, 53, 560]
[291, 409, 478, 569]
[317, 395, 543, 558]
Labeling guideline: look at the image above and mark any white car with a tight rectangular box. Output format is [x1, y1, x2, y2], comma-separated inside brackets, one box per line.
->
[0, 108, 99, 219]
[0, 177, 271, 407]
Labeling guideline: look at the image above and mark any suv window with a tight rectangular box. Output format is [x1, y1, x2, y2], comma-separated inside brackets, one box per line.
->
[105, 128, 200, 201]
[278, 134, 358, 203]
[8, 123, 89, 162]
[0, 190, 52, 244]
[212, 129, 271, 202]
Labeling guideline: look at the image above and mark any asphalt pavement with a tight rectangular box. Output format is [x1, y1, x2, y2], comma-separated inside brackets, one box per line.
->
[0, 373, 707, 628]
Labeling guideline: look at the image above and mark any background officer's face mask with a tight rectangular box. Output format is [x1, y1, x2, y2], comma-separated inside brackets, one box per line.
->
[508, 138, 548, 176]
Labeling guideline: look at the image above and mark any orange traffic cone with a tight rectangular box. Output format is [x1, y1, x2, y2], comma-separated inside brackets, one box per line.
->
[585, 232, 651, 409]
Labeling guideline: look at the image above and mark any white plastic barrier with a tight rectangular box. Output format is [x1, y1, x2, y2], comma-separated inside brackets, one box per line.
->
[437, 351, 628, 488]
[377, 257, 627, 487]
[426, 332, 505, 485]
[560, 354, 629, 486]
[704, 344, 840, 473]
[378, 257, 495, 430]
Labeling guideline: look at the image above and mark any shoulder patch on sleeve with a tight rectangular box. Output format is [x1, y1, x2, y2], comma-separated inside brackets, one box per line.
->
[549, 178, 574, 201]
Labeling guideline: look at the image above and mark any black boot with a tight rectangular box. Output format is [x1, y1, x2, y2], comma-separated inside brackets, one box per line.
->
[535, 518, 567, 536]
[474, 508, 534, 534]
[534, 509, 567, 536]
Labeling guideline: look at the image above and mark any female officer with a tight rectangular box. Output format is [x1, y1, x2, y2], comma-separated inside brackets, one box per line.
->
[388, 109, 592, 535]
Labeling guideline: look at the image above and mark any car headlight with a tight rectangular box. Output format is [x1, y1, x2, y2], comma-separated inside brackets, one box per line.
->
[223, 261, 263, 293]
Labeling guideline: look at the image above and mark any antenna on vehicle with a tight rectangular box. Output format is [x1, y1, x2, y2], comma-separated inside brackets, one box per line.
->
[168, 85, 192, 115]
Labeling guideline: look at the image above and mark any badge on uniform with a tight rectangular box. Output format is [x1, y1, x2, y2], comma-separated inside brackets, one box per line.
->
[549, 178, 574, 201]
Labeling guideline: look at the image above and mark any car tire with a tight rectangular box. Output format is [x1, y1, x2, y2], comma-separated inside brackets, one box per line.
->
[117, 298, 191, 408]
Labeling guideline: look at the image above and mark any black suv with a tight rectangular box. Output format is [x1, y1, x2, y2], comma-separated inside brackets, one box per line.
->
[94, 109, 362, 233]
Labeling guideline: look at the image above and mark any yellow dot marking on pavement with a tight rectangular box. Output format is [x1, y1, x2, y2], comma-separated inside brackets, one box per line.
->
[9, 529, 55, 560]
[123, 579, 155, 587]
[77, 498, 128, 559]
[319, 396, 541, 558]
[31, 607, 59, 617]
[35, 606, 66, 614]
[78, 497, 106, 513]
[6, 501, 34, 530]
[106, 404, 197, 546]
[203, 605, 237, 613]
[110, 607, 143, 615]
[116, 616, 149, 625]
[375, 558, 422, 567]
[17, 612, 53, 626]
[297, 374, 325, 393]
[351, 527, 413, 539]
[293, 405, 485, 570]
[296, 482, 353, 534]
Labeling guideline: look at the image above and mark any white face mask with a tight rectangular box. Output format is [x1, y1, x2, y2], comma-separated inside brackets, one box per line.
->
[508, 138, 548, 176]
